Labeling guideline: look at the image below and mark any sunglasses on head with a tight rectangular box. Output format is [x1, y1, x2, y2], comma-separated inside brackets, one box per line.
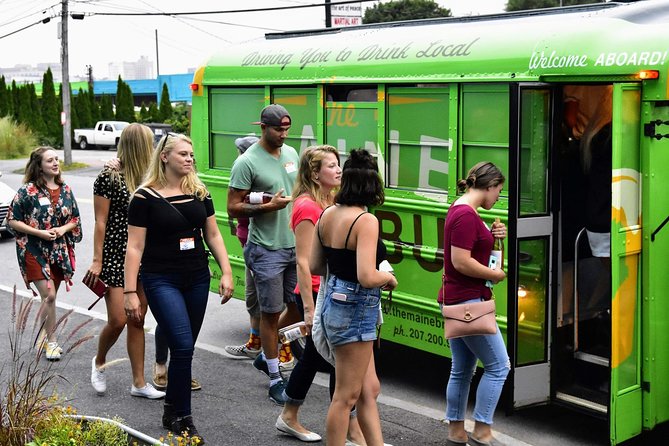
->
[159, 132, 180, 151]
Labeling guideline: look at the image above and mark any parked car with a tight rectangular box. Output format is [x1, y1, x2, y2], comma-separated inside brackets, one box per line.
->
[0, 171, 16, 237]
[144, 123, 174, 147]
[73, 121, 129, 150]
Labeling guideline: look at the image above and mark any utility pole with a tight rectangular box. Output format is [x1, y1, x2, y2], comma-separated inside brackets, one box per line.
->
[325, 0, 332, 28]
[61, 0, 72, 166]
[155, 29, 160, 77]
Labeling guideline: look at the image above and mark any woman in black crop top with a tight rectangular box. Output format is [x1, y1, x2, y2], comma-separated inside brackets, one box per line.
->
[310, 149, 398, 446]
[124, 133, 234, 444]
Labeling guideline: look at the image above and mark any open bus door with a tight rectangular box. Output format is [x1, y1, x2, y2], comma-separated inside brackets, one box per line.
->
[507, 84, 553, 408]
[609, 83, 643, 444]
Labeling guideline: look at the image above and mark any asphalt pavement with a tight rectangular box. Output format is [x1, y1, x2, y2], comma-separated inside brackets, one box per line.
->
[3, 150, 667, 446]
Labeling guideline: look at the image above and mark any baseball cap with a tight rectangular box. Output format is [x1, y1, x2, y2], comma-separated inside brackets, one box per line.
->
[253, 104, 291, 127]
[235, 136, 259, 154]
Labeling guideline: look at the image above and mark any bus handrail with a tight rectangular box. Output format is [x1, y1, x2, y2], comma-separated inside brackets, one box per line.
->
[573, 227, 587, 353]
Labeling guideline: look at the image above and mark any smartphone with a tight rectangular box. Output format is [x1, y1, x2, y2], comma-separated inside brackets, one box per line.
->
[331, 292, 347, 302]
[83, 278, 108, 310]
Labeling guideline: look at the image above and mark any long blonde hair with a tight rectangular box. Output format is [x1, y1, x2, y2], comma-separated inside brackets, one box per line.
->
[114, 123, 153, 193]
[292, 145, 339, 209]
[143, 133, 208, 200]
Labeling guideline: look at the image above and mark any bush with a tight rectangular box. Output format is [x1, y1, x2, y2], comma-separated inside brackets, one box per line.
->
[0, 287, 95, 445]
[0, 116, 37, 159]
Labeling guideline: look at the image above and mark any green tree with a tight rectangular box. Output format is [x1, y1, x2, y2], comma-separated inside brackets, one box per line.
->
[75, 88, 92, 129]
[148, 102, 160, 122]
[11, 80, 20, 122]
[159, 83, 173, 122]
[506, 0, 604, 12]
[139, 102, 149, 122]
[16, 85, 32, 125]
[99, 94, 114, 120]
[41, 68, 61, 143]
[27, 83, 46, 137]
[0, 76, 9, 117]
[363, 0, 450, 23]
[88, 84, 100, 124]
[114, 76, 135, 122]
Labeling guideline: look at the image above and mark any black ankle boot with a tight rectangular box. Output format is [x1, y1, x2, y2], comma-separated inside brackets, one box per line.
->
[171, 415, 205, 444]
[162, 403, 175, 429]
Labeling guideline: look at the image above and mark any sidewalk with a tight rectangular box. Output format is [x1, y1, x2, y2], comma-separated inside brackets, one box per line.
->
[0, 288, 474, 446]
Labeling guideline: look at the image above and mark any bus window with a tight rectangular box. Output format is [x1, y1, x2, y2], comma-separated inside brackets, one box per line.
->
[272, 87, 319, 152]
[325, 85, 379, 165]
[209, 88, 264, 170]
[326, 85, 377, 102]
[387, 86, 450, 193]
[461, 84, 509, 196]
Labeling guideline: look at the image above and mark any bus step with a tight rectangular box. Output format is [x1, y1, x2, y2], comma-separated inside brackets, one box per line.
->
[574, 351, 610, 367]
[555, 391, 608, 414]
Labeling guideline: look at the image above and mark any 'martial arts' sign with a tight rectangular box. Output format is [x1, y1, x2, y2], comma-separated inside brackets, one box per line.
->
[331, 2, 362, 27]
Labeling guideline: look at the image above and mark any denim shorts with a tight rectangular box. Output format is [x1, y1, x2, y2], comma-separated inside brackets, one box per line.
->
[321, 275, 381, 347]
[243, 242, 296, 314]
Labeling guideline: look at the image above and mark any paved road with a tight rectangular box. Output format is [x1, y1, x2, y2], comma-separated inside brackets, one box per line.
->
[1, 150, 666, 445]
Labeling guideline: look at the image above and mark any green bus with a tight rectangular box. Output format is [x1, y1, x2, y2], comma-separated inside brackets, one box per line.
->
[189, 1, 669, 444]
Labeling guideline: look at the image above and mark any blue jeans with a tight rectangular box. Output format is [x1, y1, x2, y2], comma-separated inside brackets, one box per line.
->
[141, 268, 210, 417]
[446, 299, 510, 425]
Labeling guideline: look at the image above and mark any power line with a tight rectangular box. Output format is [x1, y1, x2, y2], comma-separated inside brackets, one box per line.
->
[84, 0, 375, 17]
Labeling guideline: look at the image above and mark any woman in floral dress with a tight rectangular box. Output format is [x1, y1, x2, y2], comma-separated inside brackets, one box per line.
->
[8, 146, 82, 360]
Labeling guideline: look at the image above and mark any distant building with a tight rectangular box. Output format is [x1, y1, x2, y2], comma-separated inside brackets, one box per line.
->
[107, 56, 154, 80]
[0, 63, 73, 83]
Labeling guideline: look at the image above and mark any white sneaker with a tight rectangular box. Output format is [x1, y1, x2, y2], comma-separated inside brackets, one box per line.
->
[131, 383, 166, 399]
[90, 356, 106, 395]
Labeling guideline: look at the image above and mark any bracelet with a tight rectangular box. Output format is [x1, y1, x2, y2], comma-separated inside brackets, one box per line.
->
[123, 290, 136, 294]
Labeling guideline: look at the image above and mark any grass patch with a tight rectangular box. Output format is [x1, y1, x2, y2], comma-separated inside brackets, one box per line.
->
[59, 160, 88, 171]
[0, 116, 37, 160]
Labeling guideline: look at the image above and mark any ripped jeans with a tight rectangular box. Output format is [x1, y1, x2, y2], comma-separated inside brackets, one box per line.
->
[445, 301, 510, 425]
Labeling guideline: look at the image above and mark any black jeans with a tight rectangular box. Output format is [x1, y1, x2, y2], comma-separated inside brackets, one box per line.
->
[284, 291, 335, 404]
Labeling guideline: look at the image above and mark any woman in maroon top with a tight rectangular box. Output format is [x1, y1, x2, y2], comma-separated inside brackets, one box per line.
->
[441, 162, 508, 446]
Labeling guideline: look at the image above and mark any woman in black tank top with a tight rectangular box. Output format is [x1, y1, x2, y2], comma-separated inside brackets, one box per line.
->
[310, 149, 398, 446]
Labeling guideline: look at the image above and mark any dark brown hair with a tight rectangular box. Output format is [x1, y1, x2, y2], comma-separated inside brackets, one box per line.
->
[456, 161, 505, 193]
[23, 146, 63, 188]
[335, 149, 384, 207]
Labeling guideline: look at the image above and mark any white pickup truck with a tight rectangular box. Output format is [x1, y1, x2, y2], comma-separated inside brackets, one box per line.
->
[74, 121, 129, 150]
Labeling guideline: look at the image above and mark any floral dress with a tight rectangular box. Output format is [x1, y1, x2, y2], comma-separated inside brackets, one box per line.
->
[9, 182, 82, 289]
[93, 168, 130, 287]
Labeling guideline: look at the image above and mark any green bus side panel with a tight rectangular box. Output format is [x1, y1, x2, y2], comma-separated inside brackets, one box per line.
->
[641, 101, 669, 430]
[610, 84, 642, 445]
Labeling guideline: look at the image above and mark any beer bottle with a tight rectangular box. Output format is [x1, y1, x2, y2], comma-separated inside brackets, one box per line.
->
[279, 322, 308, 344]
[486, 218, 503, 288]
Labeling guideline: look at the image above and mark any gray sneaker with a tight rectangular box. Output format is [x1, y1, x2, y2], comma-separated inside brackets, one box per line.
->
[224, 343, 261, 360]
[268, 379, 288, 406]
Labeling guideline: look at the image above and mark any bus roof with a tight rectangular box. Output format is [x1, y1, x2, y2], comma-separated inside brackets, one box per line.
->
[201, 0, 669, 85]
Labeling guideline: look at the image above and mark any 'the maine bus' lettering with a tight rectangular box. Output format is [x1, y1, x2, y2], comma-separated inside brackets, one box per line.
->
[415, 38, 479, 59]
[241, 52, 294, 70]
[528, 51, 588, 70]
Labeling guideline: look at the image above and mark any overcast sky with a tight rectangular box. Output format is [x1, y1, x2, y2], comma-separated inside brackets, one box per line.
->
[0, 0, 507, 79]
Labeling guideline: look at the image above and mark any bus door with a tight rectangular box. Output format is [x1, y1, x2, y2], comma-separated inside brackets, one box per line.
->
[608, 83, 642, 444]
[507, 84, 553, 408]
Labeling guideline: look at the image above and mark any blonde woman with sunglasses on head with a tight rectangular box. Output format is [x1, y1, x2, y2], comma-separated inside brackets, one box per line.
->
[124, 133, 234, 444]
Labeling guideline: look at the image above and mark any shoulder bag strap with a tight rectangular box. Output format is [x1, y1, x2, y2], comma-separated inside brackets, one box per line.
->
[147, 187, 194, 230]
